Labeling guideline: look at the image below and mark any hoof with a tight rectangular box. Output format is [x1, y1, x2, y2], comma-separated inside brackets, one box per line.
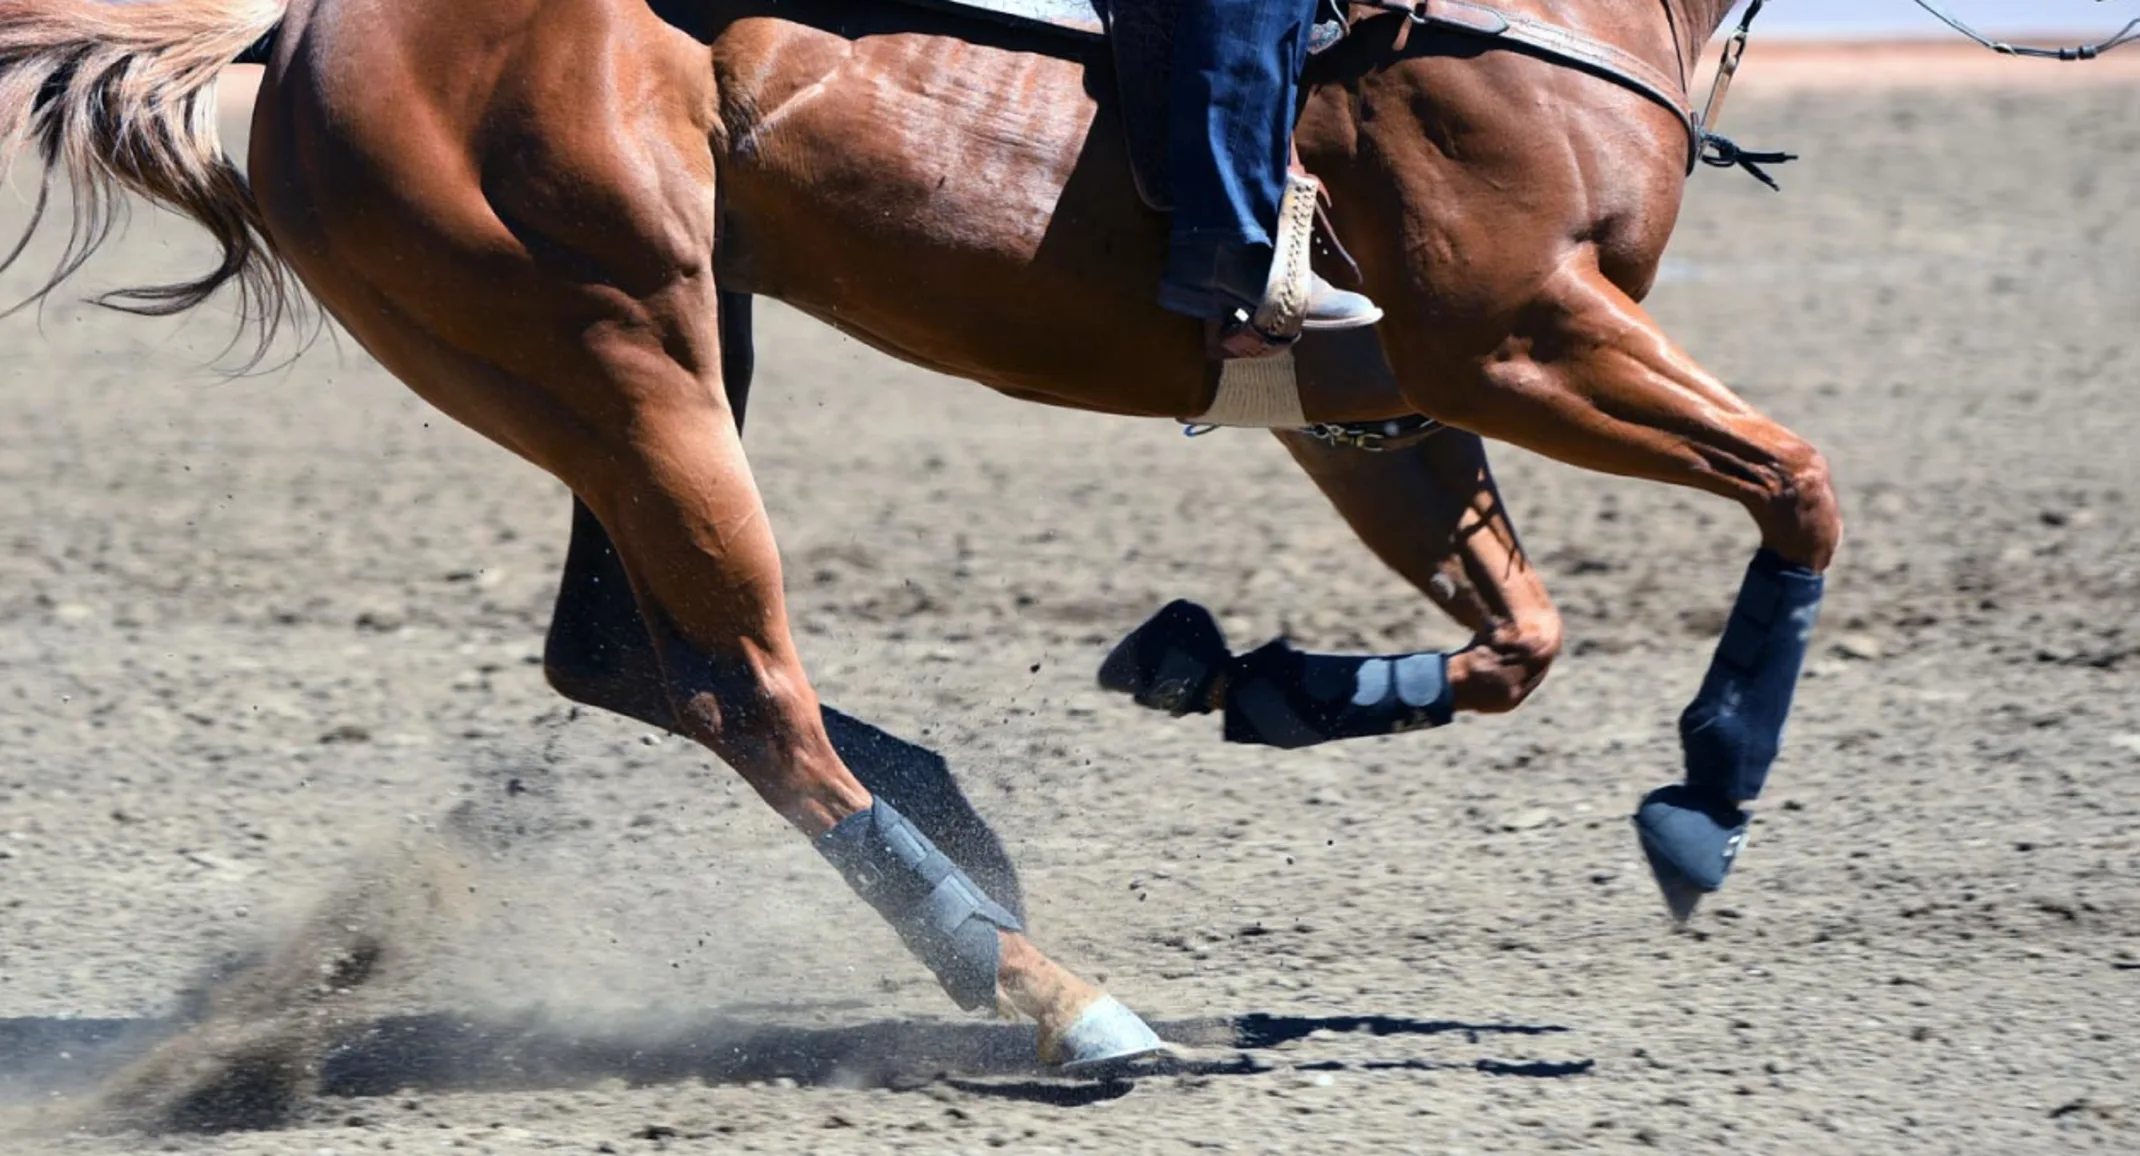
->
[1633, 784, 1750, 924]
[1042, 995, 1167, 1075]
[1097, 600, 1230, 716]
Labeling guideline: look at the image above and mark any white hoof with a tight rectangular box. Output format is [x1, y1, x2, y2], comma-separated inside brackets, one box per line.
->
[1046, 995, 1166, 1074]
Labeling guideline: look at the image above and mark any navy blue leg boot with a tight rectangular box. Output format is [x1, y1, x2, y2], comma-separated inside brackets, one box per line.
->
[1222, 638, 1453, 748]
[1098, 601, 1455, 748]
[1097, 600, 1233, 716]
[1636, 550, 1824, 920]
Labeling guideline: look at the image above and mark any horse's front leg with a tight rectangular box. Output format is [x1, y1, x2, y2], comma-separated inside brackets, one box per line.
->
[1098, 426, 1564, 742]
[1387, 257, 1840, 918]
[1274, 426, 1564, 717]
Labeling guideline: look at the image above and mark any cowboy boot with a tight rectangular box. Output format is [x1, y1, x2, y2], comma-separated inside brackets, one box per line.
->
[1291, 147, 1380, 330]
[1303, 274, 1381, 329]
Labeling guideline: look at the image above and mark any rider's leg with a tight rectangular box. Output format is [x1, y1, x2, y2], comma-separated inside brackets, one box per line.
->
[1390, 256, 1839, 911]
[1099, 428, 1562, 744]
[1160, 0, 1377, 328]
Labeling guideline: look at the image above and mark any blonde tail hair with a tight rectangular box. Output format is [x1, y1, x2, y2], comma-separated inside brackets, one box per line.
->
[0, 0, 297, 357]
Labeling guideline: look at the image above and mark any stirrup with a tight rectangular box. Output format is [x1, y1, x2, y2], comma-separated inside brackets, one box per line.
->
[1206, 313, 1297, 361]
[1247, 168, 1323, 345]
[1205, 171, 1379, 360]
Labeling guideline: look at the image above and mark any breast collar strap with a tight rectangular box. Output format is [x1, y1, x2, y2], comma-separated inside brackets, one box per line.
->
[1362, 0, 1704, 174]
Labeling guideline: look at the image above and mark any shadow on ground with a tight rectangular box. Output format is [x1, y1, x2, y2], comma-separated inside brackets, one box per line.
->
[2, 1008, 1589, 1123]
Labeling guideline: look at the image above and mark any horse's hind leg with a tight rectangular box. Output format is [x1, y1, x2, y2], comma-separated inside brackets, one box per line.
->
[537, 298, 1134, 1053]
[1392, 258, 1840, 918]
[252, 32, 1138, 1061]
[1273, 427, 1564, 713]
[338, 282, 1122, 1052]
[543, 291, 1027, 919]
[539, 286, 761, 731]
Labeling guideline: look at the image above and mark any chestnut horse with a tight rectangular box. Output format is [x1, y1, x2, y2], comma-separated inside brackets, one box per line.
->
[2, 0, 1838, 1067]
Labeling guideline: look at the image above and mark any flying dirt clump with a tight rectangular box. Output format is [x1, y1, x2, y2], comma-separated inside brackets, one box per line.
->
[58, 824, 479, 1135]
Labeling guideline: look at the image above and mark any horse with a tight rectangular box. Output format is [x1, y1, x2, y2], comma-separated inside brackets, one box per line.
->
[2, 0, 1842, 1070]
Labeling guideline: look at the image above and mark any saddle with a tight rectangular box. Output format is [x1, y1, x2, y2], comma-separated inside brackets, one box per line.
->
[892, 0, 1705, 212]
[895, 0, 1335, 210]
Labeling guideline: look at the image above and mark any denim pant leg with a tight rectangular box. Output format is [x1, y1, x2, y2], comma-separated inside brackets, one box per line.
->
[1159, 0, 1319, 319]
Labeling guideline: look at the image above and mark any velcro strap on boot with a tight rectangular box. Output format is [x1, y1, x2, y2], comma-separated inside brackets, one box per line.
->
[815, 798, 1023, 1011]
[1223, 639, 1455, 749]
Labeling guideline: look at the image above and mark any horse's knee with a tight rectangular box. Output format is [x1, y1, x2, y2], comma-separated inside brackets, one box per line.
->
[1453, 615, 1562, 715]
[1752, 440, 1842, 571]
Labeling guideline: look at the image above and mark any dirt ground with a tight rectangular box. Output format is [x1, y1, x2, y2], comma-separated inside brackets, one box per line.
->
[0, 44, 2136, 1156]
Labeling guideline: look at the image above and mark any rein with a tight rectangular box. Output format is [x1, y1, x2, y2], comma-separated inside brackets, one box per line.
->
[1693, 1, 1793, 189]
[1691, 0, 2140, 189]
[1902, 0, 2140, 60]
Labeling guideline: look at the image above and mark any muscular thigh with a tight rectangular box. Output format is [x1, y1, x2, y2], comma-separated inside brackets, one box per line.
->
[249, 0, 724, 482]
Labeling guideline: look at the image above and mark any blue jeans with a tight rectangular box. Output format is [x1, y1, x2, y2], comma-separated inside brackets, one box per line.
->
[1159, 0, 1319, 319]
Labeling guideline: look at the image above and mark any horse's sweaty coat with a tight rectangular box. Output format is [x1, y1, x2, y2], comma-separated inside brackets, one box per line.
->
[2, 0, 1855, 1065]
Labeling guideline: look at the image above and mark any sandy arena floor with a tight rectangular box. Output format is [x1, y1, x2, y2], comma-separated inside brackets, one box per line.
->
[0, 40, 2135, 1156]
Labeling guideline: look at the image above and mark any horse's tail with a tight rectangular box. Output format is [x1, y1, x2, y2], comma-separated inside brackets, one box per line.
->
[0, 0, 297, 356]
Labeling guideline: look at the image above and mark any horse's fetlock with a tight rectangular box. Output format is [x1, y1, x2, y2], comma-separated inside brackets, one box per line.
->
[1454, 614, 1562, 714]
[1676, 704, 1774, 791]
[1505, 617, 1565, 672]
